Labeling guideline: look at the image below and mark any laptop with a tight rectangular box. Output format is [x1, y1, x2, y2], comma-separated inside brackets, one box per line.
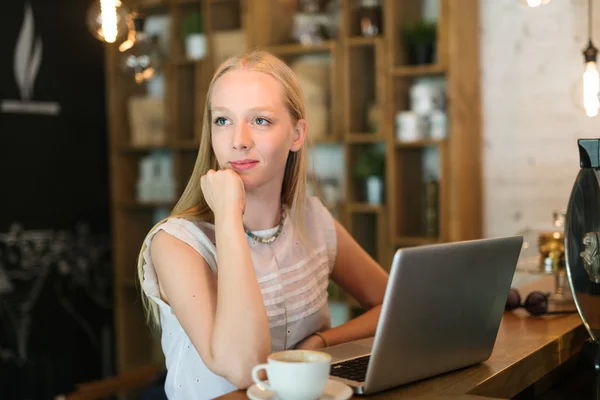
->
[322, 236, 523, 395]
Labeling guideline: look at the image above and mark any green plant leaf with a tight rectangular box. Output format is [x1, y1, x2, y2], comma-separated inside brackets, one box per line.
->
[353, 150, 385, 179]
[181, 10, 203, 40]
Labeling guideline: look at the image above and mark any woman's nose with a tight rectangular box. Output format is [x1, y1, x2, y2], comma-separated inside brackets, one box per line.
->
[232, 123, 252, 150]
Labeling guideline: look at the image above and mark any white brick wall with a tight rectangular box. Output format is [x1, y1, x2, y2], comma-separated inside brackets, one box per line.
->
[481, 0, 600, 237]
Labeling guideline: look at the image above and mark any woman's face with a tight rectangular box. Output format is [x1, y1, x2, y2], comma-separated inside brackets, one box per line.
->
[210, 69, 305, 192]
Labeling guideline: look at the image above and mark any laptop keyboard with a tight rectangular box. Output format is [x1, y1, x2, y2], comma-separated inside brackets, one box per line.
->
[330, 355, 370, 382]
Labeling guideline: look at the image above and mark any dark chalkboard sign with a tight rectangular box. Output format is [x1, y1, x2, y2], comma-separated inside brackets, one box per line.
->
[0, 1, 113, 398]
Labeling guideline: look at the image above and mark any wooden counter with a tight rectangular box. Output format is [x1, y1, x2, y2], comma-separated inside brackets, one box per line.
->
[218, 275, 589, 400]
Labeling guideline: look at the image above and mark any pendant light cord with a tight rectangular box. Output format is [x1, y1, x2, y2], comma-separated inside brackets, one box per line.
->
[590, 0, 594, 42]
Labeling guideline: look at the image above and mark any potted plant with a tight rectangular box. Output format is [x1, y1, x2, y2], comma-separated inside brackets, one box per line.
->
[400, 20, 437, 65]
[181, 11, 205, 60]
[353, 150, 385, 205]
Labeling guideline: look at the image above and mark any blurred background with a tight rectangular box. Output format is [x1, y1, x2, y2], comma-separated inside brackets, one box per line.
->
[0, 0, 596, 398]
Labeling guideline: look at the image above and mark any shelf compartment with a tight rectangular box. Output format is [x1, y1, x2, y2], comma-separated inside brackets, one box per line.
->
[393, 146, 441, 240]
[347, 143, 386, 204]
[289, 53, 336, 143]
[350, 213, 379, 260]
[345, 45, 377, 134]
[206, 0, 243, 32]
[173, 63, 204, 142]
[389, 0, 445, 68]
[115, 150, 178, 206]
[346, 0, 384, 38]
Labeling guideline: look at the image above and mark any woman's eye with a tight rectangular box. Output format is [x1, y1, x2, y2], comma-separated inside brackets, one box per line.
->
[214, 117, 227, 126]
[255, 117, 270, 126]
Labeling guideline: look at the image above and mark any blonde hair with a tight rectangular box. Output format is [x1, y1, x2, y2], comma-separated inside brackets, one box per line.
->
[136, 49, 310, 329]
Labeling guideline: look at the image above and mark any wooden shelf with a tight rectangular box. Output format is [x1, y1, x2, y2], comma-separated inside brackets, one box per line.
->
[104, 0, 482, 377]
[265, 41, 335, 56]
[395, 236, 439, 247]
[346, 133, 385, 143]
[395, 139, 446, 148]
[392, 64, 447, 77]
[347, 203, 384, 214]
[347, 36, 382, 47]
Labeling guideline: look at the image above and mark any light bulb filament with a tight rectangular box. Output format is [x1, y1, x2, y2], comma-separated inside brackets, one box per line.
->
[584, 61, 600, 117]
[100, 0, 118, 43]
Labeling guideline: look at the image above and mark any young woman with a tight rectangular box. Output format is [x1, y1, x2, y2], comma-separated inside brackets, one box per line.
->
[137, 50, 389, 399]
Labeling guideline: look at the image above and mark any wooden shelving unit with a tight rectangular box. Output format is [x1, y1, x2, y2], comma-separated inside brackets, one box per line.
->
[105, 0, 248, 380]
[104, 0, 481, 380]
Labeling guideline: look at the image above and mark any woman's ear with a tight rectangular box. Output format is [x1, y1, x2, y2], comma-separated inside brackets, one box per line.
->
[290, 119, 307, 152]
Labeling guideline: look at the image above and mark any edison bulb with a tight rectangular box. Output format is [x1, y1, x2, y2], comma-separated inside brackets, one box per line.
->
[526, 0, 550, 7]
[87, 0, 129, 43]
[583, 61, 600, 117]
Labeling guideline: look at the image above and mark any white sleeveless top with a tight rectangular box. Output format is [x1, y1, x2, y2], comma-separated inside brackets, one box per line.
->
[141, 196, 337, 399]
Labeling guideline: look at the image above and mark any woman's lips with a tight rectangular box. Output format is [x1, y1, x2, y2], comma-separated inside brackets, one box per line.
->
[229, 160, 259, 171]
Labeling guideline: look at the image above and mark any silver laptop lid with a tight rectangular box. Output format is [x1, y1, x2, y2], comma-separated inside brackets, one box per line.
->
[363, 236, 523, 395]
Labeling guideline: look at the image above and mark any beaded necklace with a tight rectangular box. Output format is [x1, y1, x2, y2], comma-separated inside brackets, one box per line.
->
[245, 206, 286, 244]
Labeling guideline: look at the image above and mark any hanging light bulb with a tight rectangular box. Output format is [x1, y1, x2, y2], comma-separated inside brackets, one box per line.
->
[582, 0, 600, 117]
[87, 0, 129, 44]
[525, 0, 550, 7]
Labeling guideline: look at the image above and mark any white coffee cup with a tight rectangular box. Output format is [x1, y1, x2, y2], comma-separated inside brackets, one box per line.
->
[395, 111, 428, 142]
[251, 350, 332, 400]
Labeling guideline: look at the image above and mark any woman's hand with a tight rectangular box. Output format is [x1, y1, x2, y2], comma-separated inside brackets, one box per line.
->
[295, 334, 327, 350]
[200, 169, 246, 219]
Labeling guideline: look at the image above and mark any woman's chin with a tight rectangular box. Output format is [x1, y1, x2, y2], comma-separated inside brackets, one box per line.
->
[239, 176, 259, 191]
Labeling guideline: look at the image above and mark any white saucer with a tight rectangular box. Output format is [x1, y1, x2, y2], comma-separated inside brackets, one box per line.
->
[246, 379, 353, 400]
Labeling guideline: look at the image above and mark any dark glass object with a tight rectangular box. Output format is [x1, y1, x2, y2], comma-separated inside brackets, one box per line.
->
[565, 138, 600, 342]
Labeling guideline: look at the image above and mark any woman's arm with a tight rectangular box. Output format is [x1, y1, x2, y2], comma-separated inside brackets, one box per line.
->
[296, 219, 388, 349]
[151, 217, 271, 388]
[151, 170, 271, 388]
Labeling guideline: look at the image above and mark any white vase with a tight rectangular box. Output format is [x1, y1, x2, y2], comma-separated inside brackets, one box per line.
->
[185, 33, 206, 60]
[366, 176, 384, 205]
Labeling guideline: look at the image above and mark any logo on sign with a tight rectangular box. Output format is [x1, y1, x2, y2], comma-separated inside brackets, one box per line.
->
[1, 2, 61, 116]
